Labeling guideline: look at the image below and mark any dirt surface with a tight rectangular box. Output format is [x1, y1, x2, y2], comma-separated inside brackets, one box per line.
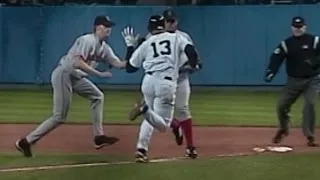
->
[0, 124, 319, 158]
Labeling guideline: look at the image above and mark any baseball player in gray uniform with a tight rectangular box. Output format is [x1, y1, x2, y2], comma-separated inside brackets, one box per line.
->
[15, 16, 127, 158]
[121, 10, 200, 161]
[162, 9, 200, 158]
[123, 14, 200, 163]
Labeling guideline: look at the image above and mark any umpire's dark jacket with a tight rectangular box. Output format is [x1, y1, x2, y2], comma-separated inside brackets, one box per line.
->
[265, 33, 320, 81]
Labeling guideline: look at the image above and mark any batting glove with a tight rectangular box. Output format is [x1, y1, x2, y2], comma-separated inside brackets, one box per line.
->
[121, 26, 140, 47]
[264, 69, 274, 82]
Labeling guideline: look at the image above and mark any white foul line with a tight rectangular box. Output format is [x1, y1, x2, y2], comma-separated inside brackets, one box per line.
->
[0, 153, 257, 173]
[0, 157, 184, 173]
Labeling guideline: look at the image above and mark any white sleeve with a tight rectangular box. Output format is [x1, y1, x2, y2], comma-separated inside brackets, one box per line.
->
[177, 34, 192, 52]
[181, 31, 194, 45]
[101, 43, 120, 62]
[129, 42, 146, 68]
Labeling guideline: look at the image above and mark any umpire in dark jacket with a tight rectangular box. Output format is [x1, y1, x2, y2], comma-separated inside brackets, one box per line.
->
[264, 16, 320, 147]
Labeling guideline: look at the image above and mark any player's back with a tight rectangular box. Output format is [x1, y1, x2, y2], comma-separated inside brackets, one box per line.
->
[142, 32, 186, 80]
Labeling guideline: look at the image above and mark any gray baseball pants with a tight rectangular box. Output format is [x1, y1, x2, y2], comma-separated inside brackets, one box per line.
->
[277, 75, 320, 137]
[26, 65, 104, 144]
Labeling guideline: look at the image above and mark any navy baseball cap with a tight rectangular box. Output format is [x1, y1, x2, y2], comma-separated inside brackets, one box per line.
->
[291, 16, 305, 28]
[162, 9, 177, 21]
[148, 15, 165, 31]
[94, 15, 115, 27]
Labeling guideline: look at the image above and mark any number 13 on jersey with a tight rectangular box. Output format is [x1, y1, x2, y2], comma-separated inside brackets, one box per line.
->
[151, 40, 171, 58]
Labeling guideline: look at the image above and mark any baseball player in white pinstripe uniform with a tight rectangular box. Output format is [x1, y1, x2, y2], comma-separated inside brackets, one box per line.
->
[124, 11, 201, 162]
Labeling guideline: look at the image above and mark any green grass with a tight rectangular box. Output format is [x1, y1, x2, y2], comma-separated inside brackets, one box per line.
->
[1, 153, 320, 180]
[0, 89, 319, 126]
[0, 153, 129, 169]
[0, 89, 319, 180]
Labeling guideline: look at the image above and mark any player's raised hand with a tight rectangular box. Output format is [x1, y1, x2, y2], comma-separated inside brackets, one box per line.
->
[99, 71, 113, 78]
[121, 26, 140, 47]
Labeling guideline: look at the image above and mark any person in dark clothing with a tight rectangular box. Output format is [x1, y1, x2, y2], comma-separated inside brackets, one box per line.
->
[264, 16, 320, 147]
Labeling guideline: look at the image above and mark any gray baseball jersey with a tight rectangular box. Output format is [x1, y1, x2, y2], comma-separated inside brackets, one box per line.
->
[176, 30, 194, 81]
[25, 33, 120, 145]
[59, 33, 120, 78]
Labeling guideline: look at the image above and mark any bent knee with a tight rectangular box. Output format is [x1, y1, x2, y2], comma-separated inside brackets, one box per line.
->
[91, 90, 104, 101]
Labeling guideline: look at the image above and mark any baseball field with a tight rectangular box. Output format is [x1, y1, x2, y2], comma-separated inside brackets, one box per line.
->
[0, 88, 319, 180]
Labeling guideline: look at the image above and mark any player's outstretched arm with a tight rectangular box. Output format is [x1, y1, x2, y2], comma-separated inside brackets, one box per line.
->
[108, 58, 127, 69]
[74, 58, 112, 78]
[101, 43, 127, 69]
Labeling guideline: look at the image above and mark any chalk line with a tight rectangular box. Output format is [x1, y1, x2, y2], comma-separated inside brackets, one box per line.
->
[0, 157, 185, 173]
[0, 152, 257, 173]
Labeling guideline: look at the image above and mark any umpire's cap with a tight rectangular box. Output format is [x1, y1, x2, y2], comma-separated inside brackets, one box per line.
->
[291, 16, 305, 28]
[94, 15, 116, 27]
[162, 9, 177, 21]
[148, 15, 165, 32]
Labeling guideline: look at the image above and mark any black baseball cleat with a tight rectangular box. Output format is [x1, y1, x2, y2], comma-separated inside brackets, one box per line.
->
[272, 129, 289, 144]
[94, 135, 119, 149]
[15, 138, 33, 158]
[172, 126, 183, 146]
[135, 148, 149, 163]
[307, 136, 318, 147]
[129, 98, 148, 121]
[185, 146, 198, 159]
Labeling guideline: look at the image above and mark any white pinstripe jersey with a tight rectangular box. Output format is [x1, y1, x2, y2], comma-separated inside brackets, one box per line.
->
[129, 31, 191, 81]
[144, 30, 193, 68]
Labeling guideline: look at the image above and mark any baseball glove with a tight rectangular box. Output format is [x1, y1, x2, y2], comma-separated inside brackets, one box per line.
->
[179, 61, 202, 74]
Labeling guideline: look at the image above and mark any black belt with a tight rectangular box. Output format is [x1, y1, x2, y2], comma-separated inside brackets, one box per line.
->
[146, 72, 172, 81]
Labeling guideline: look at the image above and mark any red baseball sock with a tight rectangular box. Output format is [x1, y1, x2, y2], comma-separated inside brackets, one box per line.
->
[180, 118, 193, 147]
[170, 119, 180, 129]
